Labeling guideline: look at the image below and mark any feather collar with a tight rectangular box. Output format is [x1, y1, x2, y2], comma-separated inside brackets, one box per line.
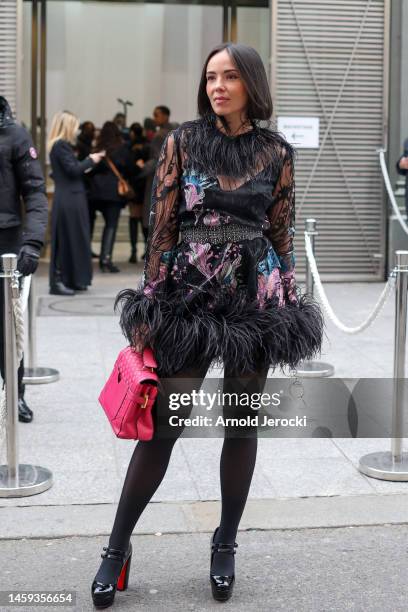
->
[176, 114, 295, 181]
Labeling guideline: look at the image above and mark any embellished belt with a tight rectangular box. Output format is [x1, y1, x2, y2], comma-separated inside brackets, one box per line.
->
[180, 223, 264, 245]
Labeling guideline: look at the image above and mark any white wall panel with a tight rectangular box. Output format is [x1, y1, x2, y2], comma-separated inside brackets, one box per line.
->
[0, 0, 21, 116]
[272, 0, 388, 280]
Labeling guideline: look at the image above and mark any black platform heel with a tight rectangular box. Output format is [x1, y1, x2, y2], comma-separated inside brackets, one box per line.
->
[91, 543, 132, 609]
[210, 527, 238, 602]
[99, 259, 120, 273]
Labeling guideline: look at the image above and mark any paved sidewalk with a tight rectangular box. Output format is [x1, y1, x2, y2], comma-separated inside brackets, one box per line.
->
[0, 253, 407, 610]
[1, 257, 407, 523]
[1, 526, 408, 611]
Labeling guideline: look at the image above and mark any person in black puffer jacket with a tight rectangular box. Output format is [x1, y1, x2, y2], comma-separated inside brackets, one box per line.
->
[0, 95, 48, 423]
[88, 122, 135, 273]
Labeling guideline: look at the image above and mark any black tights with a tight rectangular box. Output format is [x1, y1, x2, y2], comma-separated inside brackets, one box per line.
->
[94, 362, 268, 583]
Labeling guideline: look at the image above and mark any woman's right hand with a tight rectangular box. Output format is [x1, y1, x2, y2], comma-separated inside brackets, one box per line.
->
[90, 150, 106, 164]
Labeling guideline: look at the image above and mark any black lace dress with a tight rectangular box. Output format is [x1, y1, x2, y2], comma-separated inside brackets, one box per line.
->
[117, 116, 324, 377]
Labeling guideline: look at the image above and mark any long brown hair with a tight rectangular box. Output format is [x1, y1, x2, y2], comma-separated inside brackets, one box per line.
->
[96, 121, 123, 155]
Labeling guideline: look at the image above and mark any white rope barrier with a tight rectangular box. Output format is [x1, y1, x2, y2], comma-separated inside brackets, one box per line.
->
[20, 274, 31, 316]
[304, 232, 395, 334]
[0, 275, 30, 450]
[378, 148, 408, 236]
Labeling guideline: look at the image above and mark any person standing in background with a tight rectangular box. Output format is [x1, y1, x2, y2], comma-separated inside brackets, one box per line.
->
[396, 137, 408, 218]
[127, 123, 150, 263]
[113, 112, 130, 144]
[143, 117, 156, 143]
[0, 96, 48, 423]
[76, 121, 98, 257]
[48, 111, 105, 294]
[76, 121, 95, 161]
[139, 106, 173, 258]
[88, 121, 135, 273]
[113, 113, 126, 131]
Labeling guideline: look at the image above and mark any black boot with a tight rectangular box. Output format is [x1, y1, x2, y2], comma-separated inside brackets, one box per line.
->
[18, 397, 33, 423]
[129, 218, 138, 264]
[100, 226, 120, 273]
[50, 269, 75, 296]
[100, 259, 120, 273]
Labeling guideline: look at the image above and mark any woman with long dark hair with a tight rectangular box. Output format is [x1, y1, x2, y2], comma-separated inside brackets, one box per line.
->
[88, 121, 134, 272]
[91, 43, 324, 607]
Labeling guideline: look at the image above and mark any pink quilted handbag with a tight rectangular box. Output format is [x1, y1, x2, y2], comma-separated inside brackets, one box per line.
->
[98, 346, 159, 440]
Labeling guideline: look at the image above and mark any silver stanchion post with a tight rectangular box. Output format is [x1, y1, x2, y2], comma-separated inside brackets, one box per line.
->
[0, 254, 53, 497]
[305, 218, 316, 296]
[296, 218, 334, 378]
[23, 276, 59, 384]
[359, 250, 408, 480]
[2, 255, 19, 483]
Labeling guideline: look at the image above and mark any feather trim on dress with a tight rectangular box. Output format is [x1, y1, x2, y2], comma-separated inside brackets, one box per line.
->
[115, 285, 324, 378]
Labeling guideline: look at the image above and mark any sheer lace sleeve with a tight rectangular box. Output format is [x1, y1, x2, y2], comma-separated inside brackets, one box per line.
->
[142, 130, 181, 299]
[265, 147, 298, 305]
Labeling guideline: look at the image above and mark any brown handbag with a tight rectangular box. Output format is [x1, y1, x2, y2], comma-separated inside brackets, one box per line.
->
[106, 157, 136, 200]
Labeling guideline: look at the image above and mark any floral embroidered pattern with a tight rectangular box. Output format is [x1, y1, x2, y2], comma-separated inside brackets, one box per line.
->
[183, 170, 217, 226]
[257, 267, 281, 309]
[215, 252, 242, 288]
[186, 243, 214, 278]
[141, 124, 299, 308]
[202, 209, 232, 227]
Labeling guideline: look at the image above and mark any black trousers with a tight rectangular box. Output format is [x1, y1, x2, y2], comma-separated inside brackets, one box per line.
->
[99, 203, 121, 233]
[0, 227, 25, 398]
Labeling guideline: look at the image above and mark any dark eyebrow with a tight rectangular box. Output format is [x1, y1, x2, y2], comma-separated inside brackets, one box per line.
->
[206, 69, 239, 75]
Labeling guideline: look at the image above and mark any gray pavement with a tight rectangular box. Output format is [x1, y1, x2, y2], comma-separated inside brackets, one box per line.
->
[2, 526, 408, 612]
[0, 247, 407, 611]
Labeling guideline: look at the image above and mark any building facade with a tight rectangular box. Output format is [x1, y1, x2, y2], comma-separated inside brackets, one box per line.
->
[1, 0, 408, 280]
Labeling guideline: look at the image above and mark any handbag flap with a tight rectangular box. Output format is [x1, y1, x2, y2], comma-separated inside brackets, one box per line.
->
[114, 346, 158, 387]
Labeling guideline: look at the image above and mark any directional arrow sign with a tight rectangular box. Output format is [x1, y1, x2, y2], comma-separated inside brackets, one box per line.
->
[278, 117, 319, 149]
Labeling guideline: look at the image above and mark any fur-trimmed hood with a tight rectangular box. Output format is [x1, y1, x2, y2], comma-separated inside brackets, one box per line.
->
[0, 96, 15, 128]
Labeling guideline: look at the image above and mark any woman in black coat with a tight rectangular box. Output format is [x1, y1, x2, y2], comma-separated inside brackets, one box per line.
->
[47, 111, 105, 294]
[88, 122, 135, 273]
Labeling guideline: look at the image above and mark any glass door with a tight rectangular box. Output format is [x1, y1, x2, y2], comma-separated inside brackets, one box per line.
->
[224, 0, 270, 72]
[23, 0, 271, 148]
